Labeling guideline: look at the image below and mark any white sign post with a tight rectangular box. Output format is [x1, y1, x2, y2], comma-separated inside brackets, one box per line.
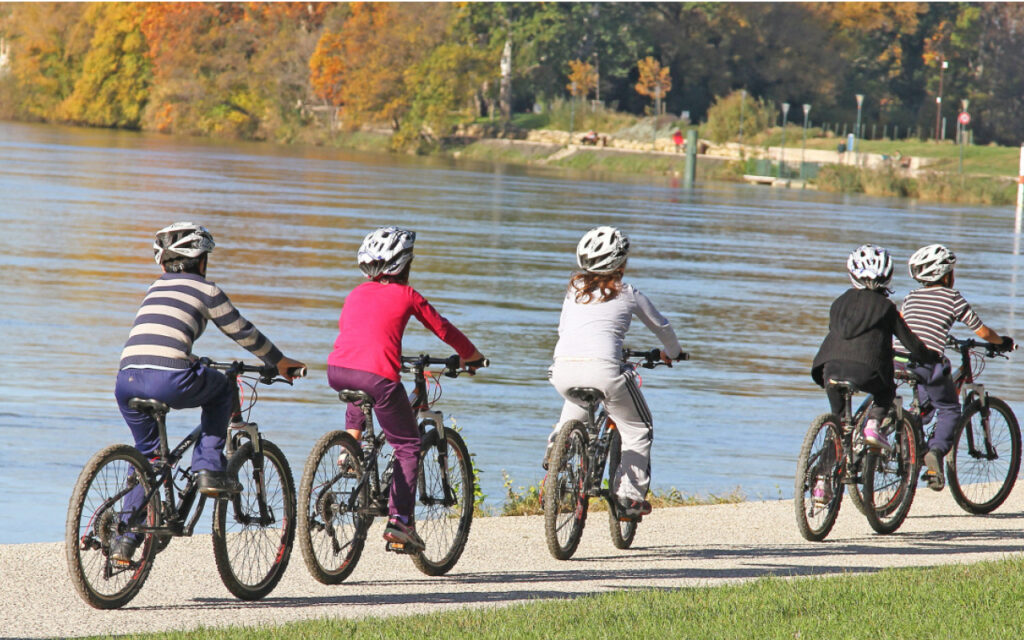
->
[1017, 143, 1024, 234]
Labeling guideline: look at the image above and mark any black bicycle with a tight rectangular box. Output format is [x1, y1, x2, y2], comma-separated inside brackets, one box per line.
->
[297, 354, 485, 583]
[543, 348, 686, 560]
[65, 359, 303, 609]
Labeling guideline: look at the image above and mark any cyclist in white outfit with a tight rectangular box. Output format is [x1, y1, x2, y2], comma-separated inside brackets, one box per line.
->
[547, 226, 684, 518]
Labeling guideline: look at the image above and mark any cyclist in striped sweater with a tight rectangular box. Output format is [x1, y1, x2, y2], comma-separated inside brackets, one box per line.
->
[899, 244, 1013, 490]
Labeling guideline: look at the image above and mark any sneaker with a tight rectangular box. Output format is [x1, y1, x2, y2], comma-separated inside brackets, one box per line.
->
[862, 419, 891, 452]
[337, 451, 358, 478]
[196, 469, 242, 497]
[383, 516, 425, 552]
[812, 478, 831, 506]
[110, 535, 140, 566]
[616, 497, 653, 520]
[922, 450, 945, 491]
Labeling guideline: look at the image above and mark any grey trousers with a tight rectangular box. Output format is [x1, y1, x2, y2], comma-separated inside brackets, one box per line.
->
[549, 358, 654, 502]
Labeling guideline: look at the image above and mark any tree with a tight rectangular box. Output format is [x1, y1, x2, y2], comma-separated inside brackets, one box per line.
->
[635, 56, 671, 115]
[566, 59, 597, 98]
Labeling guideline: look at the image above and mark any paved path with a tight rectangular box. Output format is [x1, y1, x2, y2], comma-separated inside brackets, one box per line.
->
[4, 490, 1024, 638]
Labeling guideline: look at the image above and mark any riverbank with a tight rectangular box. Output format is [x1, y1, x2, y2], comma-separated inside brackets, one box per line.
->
[11, 489, 1024, 638]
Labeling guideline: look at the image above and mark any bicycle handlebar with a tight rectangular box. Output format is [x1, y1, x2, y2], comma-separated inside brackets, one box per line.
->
[622, 348, 689, 369]
[201, 358, 307, 385]
[946, 335, 1013, 358]
[400, 354, 490, 378]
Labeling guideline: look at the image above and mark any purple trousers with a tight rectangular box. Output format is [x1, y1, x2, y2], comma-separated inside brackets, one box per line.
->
[328, 365, 420, 518]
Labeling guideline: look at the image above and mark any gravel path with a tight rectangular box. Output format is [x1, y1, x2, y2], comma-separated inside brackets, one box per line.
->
[5, 489, 1024, 639]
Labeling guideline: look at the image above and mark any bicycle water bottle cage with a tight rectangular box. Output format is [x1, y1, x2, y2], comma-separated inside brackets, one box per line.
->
[338, 390, 373, 407]
[128, 398, 171, 417]
[566, 387, 604, 405]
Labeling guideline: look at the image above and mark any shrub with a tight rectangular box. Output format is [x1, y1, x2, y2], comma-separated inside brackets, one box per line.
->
[703, 90, 775, 144]
[814, 164, 864, 193]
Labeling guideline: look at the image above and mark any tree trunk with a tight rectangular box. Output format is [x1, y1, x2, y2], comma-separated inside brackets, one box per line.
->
[499, 37, 512, 122]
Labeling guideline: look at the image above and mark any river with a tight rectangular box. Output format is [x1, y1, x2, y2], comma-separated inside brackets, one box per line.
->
[2, 120, 1022, 544]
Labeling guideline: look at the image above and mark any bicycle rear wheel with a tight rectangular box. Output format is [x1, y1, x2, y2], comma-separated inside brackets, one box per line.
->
[297, 430, 368, 584]
[947, 396, 1022, 514]
[794, 414, 845, 542]
[544, 420, 590, 560]
[212, 439, 296, 600]
[861, 417, 918, 534]
[412, 426, 474, 576]
[65, 444, 158, 609]
[606, 426, 637, 549]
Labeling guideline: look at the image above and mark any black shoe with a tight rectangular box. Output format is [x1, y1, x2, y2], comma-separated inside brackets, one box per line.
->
[110, 536, 140, 565]
[922, 450, 945, 491]
[196, 469, 242, 497]
[616, 497, 653, 520]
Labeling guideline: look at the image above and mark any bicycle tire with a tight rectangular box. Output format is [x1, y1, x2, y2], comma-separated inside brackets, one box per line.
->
[947, 396, 1022, 514]
[793, 414, 845, 542]
[606, 426, 637, 549]
[861, 417, 918, 534]
[65, 444, 158, 609]
[212, 439, 296, 600]
[544, 420, 589, 560]
[296, 430, 368, 585]
[845, 401, 872, 516]
[411, 427, 474, 576]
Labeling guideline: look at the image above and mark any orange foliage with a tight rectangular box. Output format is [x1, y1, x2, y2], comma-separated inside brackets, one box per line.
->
[566, 59, 598, 98]
[635, 57, 671, 99]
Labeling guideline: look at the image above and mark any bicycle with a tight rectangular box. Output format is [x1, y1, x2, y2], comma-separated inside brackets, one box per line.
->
[862, 335, 1020, 527]
[66, 359, 304, 609]
[543, 348, 687, 560]
[794, 379, 881, 541]
[297, 354, 486, 583]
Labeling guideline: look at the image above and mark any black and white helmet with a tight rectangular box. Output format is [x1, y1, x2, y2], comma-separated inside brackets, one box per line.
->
[908, 244, 956, 283]
[576, 226, 629, 274]
[153, 222, 215, 265]
[358, 226, 416, 279]
[847, 244, 893, 291]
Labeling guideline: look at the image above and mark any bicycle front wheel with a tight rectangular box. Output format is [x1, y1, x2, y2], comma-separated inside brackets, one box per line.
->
[793, 414, 845, 542]
[65, 444, 158, 609]
[947, 396, 1022, 514]
[297, 430, 368, 585]
[544, 420, 590, 560]
[212, 439, 296, 600]
[862, 417, 918, 534]
[412, 427, 474, 576]
[606, 426, 637, 549]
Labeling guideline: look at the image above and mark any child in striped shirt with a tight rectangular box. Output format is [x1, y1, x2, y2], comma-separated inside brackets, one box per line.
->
[899, 244, 1013, 490]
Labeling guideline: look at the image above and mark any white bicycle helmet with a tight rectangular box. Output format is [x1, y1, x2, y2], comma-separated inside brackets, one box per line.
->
[358, 226, 416, 279]
[576, 226, 629, 273]
[908, 244, 956, 283]
[847, 244, 893, 291]
[153, 222, 215, 265]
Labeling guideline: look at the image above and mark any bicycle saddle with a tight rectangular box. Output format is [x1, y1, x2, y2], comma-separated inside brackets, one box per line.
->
[338, 389, 373, 406]
[566, 387, 604, 404]
[824, 379, 858, 393]
[128, 397, 170, 416]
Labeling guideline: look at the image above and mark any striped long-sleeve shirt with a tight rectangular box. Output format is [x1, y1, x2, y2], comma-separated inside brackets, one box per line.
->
[896, 286, 982, 356]
[119, 272, 283, 370]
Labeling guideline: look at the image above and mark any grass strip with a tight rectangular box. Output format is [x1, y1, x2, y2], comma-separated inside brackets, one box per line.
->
[85, 555, 1024, 640]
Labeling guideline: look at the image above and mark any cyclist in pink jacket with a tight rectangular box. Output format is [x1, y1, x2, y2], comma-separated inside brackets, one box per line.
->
[327, 227, 485, 551]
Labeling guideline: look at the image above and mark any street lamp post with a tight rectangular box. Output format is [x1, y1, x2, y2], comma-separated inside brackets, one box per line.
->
[854, 93, 864, 151]
[779, 102, 790, 178]
[801, 103, 811, 180]
[934, 59, 948, 140]
[569, 81, 576, 144]
[738, 89, 746, 145]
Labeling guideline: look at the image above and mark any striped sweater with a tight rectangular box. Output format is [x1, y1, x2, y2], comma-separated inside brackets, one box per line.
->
[896, 286, 982, 356]
[119, 272, 283, 370]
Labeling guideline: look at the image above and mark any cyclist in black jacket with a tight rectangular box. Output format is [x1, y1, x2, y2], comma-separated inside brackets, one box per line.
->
[811, 244, 939, 450]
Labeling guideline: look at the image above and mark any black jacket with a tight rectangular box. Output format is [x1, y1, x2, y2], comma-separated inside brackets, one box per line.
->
[811, 288, 939, 387]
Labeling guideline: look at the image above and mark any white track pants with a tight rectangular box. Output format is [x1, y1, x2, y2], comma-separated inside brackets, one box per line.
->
[548, 358, 653, 502]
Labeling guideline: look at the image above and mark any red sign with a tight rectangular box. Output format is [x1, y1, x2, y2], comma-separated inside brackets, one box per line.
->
[958, 112, 971, 125]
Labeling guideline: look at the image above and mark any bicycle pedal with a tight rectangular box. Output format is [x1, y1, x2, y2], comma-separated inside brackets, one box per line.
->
[385, 541, 416, 555]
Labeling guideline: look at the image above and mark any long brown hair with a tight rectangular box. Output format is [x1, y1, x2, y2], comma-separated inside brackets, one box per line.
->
[569, 266, 624, 304]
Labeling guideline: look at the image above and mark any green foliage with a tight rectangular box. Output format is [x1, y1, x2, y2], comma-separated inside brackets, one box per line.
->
[703, 90, 776, 143]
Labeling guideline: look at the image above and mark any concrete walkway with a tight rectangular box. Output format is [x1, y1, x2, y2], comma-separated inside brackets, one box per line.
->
[5, 489, 1024, 638]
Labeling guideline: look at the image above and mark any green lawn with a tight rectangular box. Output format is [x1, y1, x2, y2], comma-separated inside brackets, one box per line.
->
[87, 556, 1024, 640]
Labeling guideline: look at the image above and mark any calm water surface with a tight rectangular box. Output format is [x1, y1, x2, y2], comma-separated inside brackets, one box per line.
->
[2, 121, 1022, 543]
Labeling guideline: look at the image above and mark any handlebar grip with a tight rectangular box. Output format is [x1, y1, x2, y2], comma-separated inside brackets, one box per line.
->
[465, 357, 489, 369]
[675, 352, 690, 361]
[287, 366, 307, 378]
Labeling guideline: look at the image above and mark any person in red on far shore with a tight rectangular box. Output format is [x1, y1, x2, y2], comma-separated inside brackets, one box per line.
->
[672, 129, 683, 153]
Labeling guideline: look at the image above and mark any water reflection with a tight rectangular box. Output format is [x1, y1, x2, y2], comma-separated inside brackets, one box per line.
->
[2, 121, 1023, 543]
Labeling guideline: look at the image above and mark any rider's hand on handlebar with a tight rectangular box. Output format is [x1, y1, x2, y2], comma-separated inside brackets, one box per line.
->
[461, 350, 487, 372]
[659, 350, 675, 367]
[999, 336, 1016, 352]
[277, 356, 307, 380]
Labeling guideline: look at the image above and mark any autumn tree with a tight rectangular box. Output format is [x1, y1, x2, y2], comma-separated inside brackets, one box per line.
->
[566, 59, 598, 99]
[635, 56, 671, 115]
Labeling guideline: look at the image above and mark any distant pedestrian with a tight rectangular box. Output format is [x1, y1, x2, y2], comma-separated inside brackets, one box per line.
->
[672, 129, 683, 153]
